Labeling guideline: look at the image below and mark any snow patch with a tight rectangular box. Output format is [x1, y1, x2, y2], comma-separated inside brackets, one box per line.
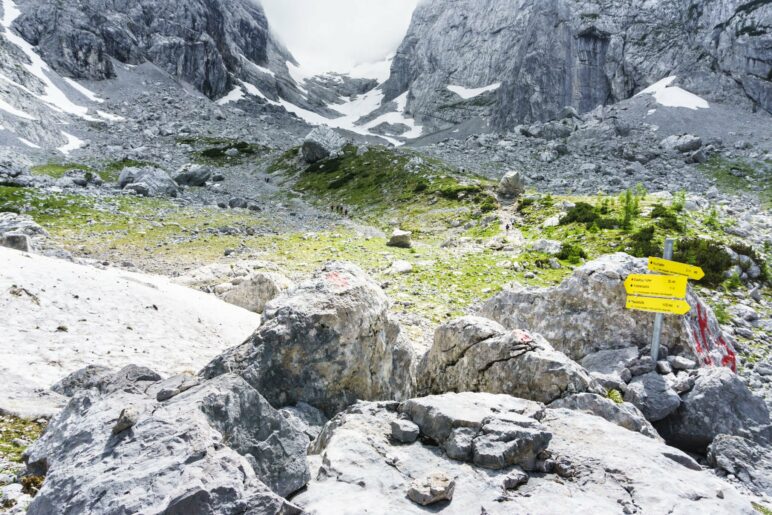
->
[57, 131, 85, 155]
[279, 88, 423, 146]
[0, 96, 36, 120]
[253, 64, 275, 78]
[347, 56, 394, 82]
[18, 136, 40, 148]
[63, 78, 103, 104]
[447, 82, 501, 100]
[287, 61, 309, 95]
[637, 76, 709, 110]
[241, 81, 274, 102]
[216, 86, 245, 105]
[0, 247, 260, 415]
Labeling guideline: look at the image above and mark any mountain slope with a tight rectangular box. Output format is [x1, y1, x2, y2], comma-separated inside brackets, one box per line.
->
[383, 0, 772, 132]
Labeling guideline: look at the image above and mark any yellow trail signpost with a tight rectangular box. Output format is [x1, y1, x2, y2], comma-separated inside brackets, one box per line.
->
[648, 257, 705, 280]
[625, 295, 691, 315]
[624, 274, 688, 298]
[624, 238, 705, 360]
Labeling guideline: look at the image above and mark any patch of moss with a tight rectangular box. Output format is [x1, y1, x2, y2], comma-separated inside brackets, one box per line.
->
[606, 389, 624, 404]
[30, 162, 90, 179]
[753, 502, 772, 515]
[0, 416, 45, 463]
[273, 145, 497, 237]
[699, 156, 771, 207]
[181, 137, 271, 166]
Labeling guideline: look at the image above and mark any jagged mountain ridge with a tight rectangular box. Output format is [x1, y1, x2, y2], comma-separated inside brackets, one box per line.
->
[12, 0, 308, 103]
[383, 0, 772, 132]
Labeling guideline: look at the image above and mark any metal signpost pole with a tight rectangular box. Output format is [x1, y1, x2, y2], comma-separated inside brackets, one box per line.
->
[650, 237, 675, 362]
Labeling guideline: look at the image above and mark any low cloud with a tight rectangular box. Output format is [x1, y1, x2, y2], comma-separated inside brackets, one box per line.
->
[260, 0, 419, 74]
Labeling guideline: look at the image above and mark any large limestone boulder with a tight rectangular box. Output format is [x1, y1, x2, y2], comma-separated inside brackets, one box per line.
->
[479, 253, 737, 366]
[202, 262, 416, 416]
[220, 271, 294, 313]
[301, 126, 347, 163]
[387, 229, 412, 249]
[173, 163, 212, 187]
[657, 367, 771, 452]
[24, 367, 306, 514]
[293, 393, 755, 514]
[118, 166, 180, 197]
[0, 212, 48, 252]
[660, 134, 702, 153]
[497, 171, 525, 198]
[420, 317, 595, 404]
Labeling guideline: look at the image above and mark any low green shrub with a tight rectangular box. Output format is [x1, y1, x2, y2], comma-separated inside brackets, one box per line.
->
[557, 243, 587, 264]
[650, 204, 683, 232]
[560, 202, 599, 226]
[628, 226, 661, 258]
[673, 238, 733, 288]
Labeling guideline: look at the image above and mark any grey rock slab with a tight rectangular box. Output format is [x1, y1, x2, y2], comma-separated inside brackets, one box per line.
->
[118, 167, 179, 197]
[497, 171, 525, 198]
[624, 372, 682, 422]
[24, 372, 307, 514]
[480, 253, 736, 365]
[550, 393, 660, 439]
[391, 419, 420, 443]
[51, 365, 114, 397]
[294, 396, 755, 514]
[708, 435, 772, 497]
[173, 164, 211, 186]
[657, 367, 771, 452]
[279, 402, 328, 442]
[387, 229, 412, 249]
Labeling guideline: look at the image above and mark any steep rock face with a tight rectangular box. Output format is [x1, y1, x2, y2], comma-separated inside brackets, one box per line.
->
[12, 0, 297, 100]
[383, 0, 772, 131]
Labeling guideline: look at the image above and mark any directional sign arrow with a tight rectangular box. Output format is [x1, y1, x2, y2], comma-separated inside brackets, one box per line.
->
[648, 257, 705, 281]
[626, 295, 691, 315]
[624, 274, 688, 298]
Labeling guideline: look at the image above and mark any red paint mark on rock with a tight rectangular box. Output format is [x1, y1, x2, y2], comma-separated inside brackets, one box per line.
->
[325, 271, 350, 290]
[683, 294, 737, 372]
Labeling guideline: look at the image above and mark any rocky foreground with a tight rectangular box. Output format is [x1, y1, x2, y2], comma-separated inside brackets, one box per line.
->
[0, 253, 770, 514]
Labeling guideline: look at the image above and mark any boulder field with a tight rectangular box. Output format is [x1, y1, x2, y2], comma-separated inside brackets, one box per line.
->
[3, 251, 770, 513]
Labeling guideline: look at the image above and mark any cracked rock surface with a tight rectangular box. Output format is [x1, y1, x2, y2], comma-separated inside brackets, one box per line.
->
[293, 393, 755, 514]
[23, 367, 307, 514]
[420, 316, 596, 403]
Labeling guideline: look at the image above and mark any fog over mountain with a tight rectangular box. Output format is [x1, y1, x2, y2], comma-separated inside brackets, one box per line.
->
[261, 0, 420, 74]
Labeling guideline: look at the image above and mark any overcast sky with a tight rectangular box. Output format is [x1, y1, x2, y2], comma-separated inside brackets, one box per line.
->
[260, 0, 420, 75]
